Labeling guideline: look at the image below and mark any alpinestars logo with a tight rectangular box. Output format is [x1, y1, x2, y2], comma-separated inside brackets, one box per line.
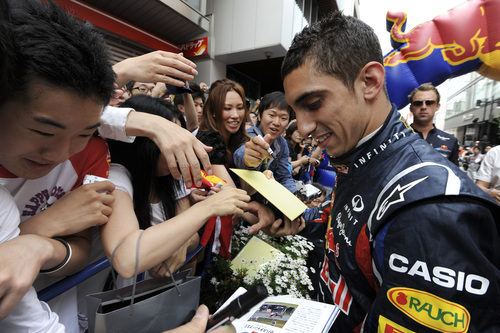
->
[376, 177, 428, 220]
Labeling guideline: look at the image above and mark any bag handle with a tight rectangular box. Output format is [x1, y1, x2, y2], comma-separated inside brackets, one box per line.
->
[129, 230, 145, 305]
[162, 261, 181, 296]
[109, 230, 145, 304]
[109, 235, 126, 291]
[109, 230, 182, 304]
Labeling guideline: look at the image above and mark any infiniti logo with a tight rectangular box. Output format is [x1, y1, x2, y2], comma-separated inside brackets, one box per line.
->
[352, 195, 364, 212]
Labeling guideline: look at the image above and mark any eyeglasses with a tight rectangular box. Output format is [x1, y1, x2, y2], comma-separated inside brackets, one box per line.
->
[133, 86, 153, 93]
[411, 100, 437, 107]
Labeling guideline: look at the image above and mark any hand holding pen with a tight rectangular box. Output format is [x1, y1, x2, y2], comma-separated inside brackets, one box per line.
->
[243, 134, 275, 168]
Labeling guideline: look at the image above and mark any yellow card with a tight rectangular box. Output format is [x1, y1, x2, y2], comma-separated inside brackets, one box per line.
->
[231, 236, 283, 278]
[230, 168, 307, 221]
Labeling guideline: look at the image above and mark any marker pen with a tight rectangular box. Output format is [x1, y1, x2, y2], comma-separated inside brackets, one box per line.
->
[257, 134, 275, 158]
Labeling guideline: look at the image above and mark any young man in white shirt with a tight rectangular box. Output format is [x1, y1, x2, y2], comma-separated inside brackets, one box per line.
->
[0, 0, 116, 331]
[0, 1, 228, 331]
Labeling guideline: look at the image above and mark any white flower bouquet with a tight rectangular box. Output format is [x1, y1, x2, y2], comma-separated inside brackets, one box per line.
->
[200, 224, 316, 311]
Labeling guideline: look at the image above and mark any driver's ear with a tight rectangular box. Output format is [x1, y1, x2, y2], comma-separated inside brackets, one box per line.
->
[358, 61, 385, 102]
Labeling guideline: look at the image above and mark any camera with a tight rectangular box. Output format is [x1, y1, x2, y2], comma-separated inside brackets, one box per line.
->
[295, 181, 322, 203]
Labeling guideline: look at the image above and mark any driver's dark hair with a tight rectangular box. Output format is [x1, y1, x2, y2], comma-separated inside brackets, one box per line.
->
[282, 11, 385, 94]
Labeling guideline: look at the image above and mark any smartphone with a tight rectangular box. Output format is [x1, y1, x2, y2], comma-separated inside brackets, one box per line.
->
[206, 283, 268, 332]
[165, 76, 192, 95]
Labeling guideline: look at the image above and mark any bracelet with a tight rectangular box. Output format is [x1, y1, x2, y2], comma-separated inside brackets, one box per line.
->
[40, 237, 72, 274]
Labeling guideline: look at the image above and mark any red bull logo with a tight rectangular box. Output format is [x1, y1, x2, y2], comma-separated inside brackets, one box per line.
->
[384, 0, 500, 69]
[332, 164, 349, 174]
[325, 227, 340, 258]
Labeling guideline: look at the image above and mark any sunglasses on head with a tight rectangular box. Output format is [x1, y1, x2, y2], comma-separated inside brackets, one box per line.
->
[411, 100, 437, 107]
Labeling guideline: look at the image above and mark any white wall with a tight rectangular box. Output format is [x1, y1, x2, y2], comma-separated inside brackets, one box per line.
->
[284, 0, 308, 49]
[255, 0, 283, 49]
[212, 0, 302, 62]
[337, 0, 356, 16]
[195, 58, 226, 86]
[281, 0, 295, 50]
[212, 0, 232, 55]
[196, 0, 308, 85]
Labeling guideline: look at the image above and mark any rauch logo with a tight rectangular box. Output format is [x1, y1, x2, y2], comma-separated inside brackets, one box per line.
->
[387, 287, 470, 333]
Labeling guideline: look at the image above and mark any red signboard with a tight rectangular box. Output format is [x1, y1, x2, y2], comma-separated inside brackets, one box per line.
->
[54, 0, 179, 53]
[178, 37, 208, 57]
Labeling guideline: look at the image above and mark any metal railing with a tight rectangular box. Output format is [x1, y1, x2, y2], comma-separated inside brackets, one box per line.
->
[38, 244, 204, 302]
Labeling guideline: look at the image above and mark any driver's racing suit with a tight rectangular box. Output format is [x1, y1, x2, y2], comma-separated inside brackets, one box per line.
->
[317, 106, 500, 332]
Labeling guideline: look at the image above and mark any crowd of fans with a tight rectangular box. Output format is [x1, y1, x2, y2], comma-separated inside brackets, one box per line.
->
[459, 143, 500, 203]
[0, 2, 315, 332]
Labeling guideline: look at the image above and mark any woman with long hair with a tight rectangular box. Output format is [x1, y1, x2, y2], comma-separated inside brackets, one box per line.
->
[195, 82, 303, 241]
[103, 94, 249, 278]
[196, 78, 249, 187]
[194, 79, 264, 256]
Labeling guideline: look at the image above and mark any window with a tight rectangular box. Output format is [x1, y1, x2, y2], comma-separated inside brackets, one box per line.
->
[182, 0, 202, 12]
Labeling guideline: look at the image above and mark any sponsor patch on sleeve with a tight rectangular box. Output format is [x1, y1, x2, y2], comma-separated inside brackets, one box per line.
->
[387, 287, 470, 333]
[378, 315, 415, 333]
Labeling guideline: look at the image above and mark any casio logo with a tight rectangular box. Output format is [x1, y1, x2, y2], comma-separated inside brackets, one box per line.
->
[389, 253, 489, 295]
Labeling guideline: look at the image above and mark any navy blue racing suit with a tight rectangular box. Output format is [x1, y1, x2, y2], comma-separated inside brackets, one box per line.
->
[411, 124, 459, 165]
[316, 106, 500, 332]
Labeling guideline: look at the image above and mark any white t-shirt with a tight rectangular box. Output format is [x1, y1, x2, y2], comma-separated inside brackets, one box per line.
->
[107, 163, 190, 206]
[107, 163, 190, 288]
[0, 137, 110, 333]
[476, 146, 500, 190]
[467, 153, 484, 180]
[0, 186, 65, 333]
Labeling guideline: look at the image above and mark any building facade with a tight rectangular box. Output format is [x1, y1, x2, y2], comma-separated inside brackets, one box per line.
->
[444, 73, 500, 147]
[55, 0, 360, 100]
